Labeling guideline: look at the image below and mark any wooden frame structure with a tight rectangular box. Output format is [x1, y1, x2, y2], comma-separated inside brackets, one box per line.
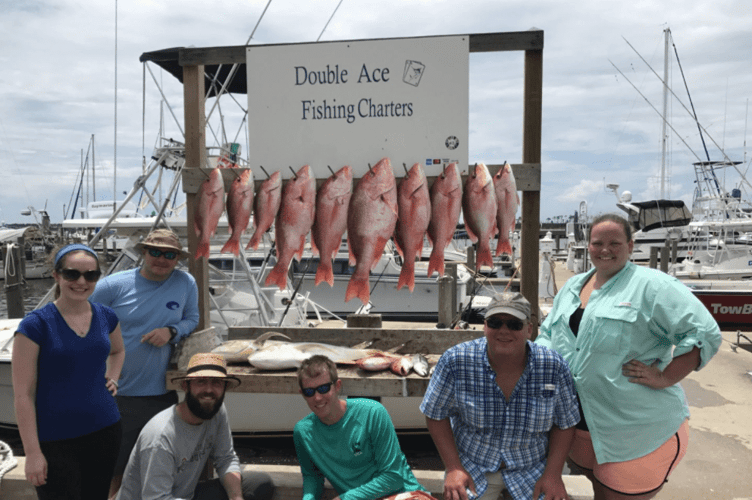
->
[178, 29, 543, 333]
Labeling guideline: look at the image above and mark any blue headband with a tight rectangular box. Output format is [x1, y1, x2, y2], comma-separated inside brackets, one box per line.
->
[54, 244, 98, 268]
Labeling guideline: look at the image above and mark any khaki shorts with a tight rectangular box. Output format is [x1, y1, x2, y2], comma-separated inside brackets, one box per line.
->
[569, 419, 689, 495]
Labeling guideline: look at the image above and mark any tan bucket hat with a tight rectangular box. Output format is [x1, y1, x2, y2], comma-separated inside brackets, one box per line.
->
[134, 228, 190, 259]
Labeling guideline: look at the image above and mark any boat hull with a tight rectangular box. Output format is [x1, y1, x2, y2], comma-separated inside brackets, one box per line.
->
[692, 289, 752, 331]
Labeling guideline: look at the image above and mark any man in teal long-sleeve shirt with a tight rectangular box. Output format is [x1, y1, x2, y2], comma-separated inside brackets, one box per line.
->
[293, 355, 427, 500]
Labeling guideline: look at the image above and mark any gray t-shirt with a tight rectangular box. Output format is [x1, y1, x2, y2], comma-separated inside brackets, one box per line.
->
[116, 404, 241, 500]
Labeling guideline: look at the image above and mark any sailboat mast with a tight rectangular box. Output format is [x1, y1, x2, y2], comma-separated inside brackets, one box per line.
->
[660, 28, 670, 198]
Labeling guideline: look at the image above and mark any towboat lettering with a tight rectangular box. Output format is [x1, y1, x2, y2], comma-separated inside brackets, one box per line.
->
[295, 65, 348, 85]
[710, 303, 752, 315]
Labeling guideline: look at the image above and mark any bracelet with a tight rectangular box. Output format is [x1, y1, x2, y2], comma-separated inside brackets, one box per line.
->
[109, 378, 119, 388]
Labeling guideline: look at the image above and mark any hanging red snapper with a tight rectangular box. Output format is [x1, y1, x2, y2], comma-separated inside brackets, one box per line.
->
[264, 165, 317, 290]
[426, 162, 463, 278]
[246, 171, 282, 251]
[394, 163, 431, 292]
[462, 163, 498, 270]
[312, 166, 353, 287]
[346, 158, 398, 304]
[221, 169, 255, 255]
[493, 162, 519, 256]
[194, 167, 225, 259]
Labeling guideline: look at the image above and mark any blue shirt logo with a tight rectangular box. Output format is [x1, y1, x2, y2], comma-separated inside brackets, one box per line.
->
[166, 301, 180, 310]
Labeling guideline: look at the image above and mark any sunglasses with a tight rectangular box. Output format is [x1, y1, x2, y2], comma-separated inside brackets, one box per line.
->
[301, 382, 333, 398]
[485, 317, 526, 331]
[147, 248, 178, 260]
[60, 268, 102, 282]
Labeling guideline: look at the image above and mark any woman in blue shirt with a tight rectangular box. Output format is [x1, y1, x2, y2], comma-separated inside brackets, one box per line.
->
[537, 214, 721, 500]
[12, 244, 125, 500]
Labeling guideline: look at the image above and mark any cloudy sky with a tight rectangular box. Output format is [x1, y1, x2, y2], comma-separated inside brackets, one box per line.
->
[1, 0, 751, 225]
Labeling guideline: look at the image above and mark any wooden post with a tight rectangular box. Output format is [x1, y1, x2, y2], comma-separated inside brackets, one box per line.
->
[446, 262, 458, 317]
[522, 47, 543, 337]
[649, 247, 659, 269]
[6, 244, 25, 318]
[437, 276, 454, 328]
[671, 240, 678, 263]
[17, 236, 26, 279]
[660, 246, 669, 273]
[347, 314, 382, 328]
[183, 64, 211, 331]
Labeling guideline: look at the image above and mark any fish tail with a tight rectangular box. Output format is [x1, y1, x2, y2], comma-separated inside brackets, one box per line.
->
[496, 240, 513, 256]
[397, 259, 415, 292]
[264, 264, 288, 290]
[427, 249, 444, 278]
[246, 232, 260, 250]
[476, 244, 494, 270]
[220, 237, 240, 256]
[315, 261, 334, 287]
[195, 238, 210, 260]
[345, 274, 370, 304]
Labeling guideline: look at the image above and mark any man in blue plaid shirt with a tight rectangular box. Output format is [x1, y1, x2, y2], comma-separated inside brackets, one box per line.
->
[420, 292, 580, 500]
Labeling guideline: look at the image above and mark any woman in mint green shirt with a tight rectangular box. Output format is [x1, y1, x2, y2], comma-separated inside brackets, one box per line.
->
[537, 214, 721, 500]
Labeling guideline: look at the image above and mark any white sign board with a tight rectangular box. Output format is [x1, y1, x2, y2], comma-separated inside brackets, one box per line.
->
[246, 35, 469, 180]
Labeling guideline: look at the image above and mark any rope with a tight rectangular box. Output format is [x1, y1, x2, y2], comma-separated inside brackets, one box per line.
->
[4, 244, 17, 280]
[0, 440, 18, 485]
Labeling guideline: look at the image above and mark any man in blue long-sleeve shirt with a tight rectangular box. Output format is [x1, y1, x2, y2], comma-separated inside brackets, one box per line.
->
[90, 229, 199, 498]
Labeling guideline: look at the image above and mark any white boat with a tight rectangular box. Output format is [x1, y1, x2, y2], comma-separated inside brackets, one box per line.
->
[0, 226, 55, 280]
[210, 240, 474, 323]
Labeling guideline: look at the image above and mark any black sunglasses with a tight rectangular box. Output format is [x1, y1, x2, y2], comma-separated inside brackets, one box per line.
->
[301, 382, 333, 398]
[485, 317, 526, 331]
[147, 248, 178, 260]
[61, 268, 102, 282]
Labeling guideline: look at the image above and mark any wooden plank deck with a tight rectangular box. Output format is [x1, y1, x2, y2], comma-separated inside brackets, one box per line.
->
[166, 325, 483, 397]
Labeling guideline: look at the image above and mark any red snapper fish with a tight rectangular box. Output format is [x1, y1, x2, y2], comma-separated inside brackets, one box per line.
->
[312, 166, 353, 287]
[346, 158, 398, 304]
[462, 162, 498, 270]
[394, 163, 431, 292]
[493, 162, 519, 256]
[426, 162, 463, 277]
[264, 165, 317, 290]
[221, 169, 255, 255]
[194, 167, 225, 259]
[246, 171, 282, 251]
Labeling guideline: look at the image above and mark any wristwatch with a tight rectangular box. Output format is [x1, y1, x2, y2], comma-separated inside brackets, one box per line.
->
[168, 326, 178, 342]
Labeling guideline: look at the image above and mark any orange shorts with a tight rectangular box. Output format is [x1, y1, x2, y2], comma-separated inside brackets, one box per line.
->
[569, 419, 689, 495]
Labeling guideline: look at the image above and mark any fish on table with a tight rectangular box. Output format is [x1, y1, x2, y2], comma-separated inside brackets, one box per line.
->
[394, 163, 431, 292]
[493, 162, 519, 256]
[240, 332, 381, 370]
[426, 162, 463, 278]
[212, 332, 432, 376]
[264, 165, 317, 290]
[312, 166, 353, 287]
[463, 162, 498, 270]
[246, 170, 282, 251]
[221, 169, 255, 255]
[346, 158, 398, 305]
[194, 167, 226, 259]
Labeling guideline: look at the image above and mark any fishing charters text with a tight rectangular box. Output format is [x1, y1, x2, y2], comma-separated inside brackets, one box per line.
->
[296, 64, 414, 124]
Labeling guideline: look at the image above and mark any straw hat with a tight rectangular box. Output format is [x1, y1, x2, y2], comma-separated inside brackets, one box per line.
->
[171, 353, 241, 389]
[134, 228, 190, 259]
